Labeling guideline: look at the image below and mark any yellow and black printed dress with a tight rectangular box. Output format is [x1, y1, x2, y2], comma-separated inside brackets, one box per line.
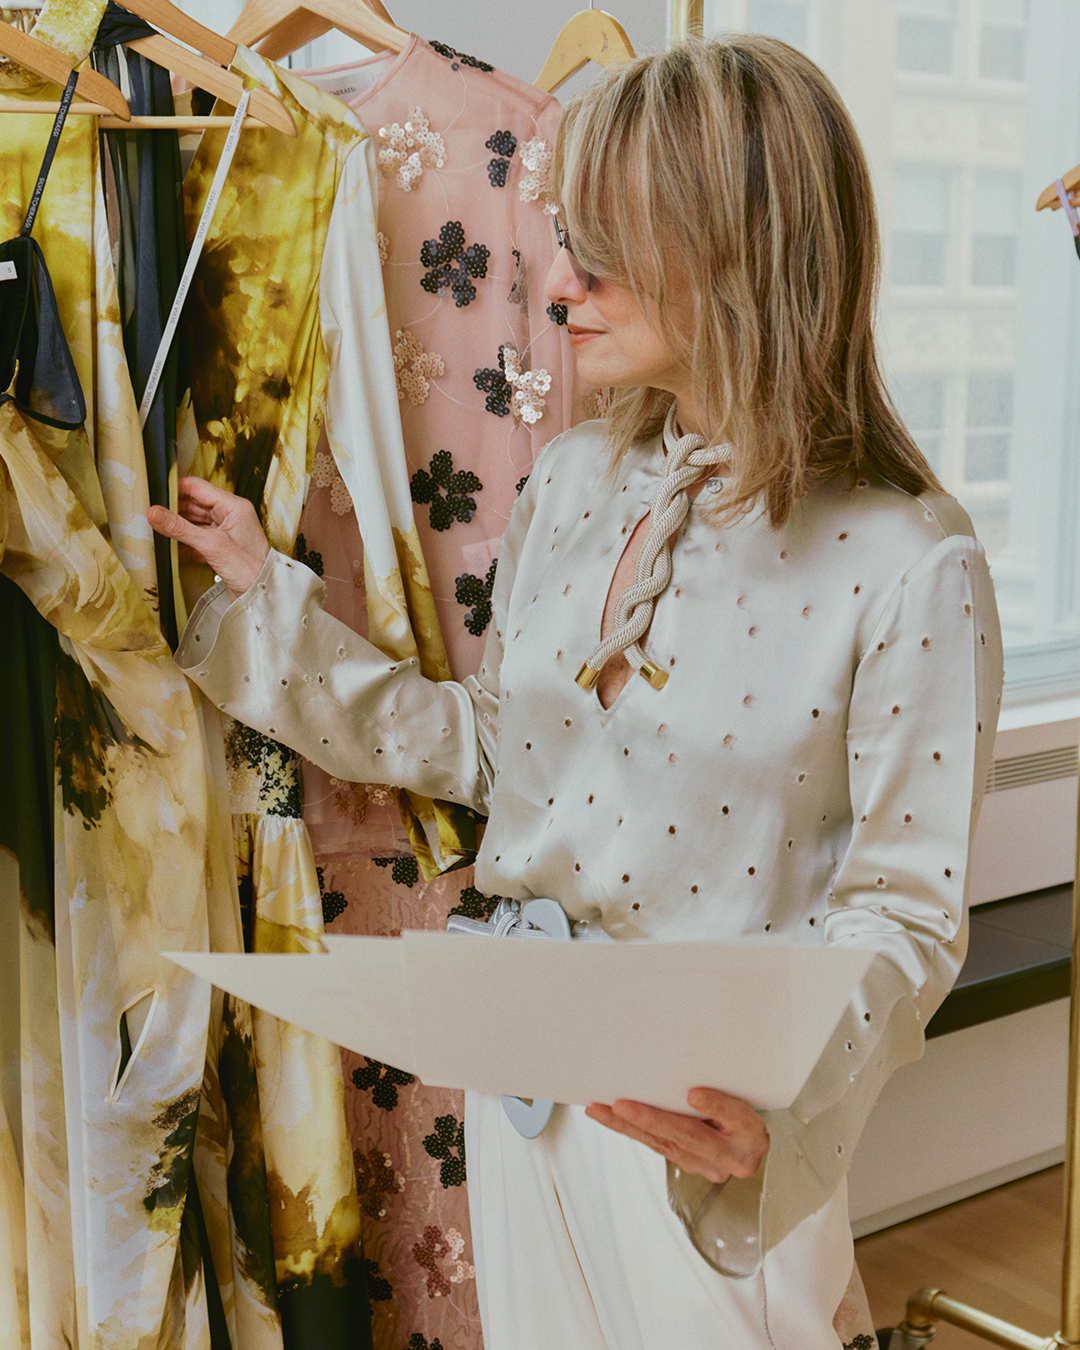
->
[0, 29, 272, 1350]
[181, 43, 470, 1349]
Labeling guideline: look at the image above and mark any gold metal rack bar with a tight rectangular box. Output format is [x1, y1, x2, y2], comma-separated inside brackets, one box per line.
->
[893, 1287, 1063, 1348]
[669, 0, 704, 42]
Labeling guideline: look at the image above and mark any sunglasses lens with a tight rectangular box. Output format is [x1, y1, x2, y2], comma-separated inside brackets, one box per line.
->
[554, 217, 595, 291]
[568, 252, 594, 291]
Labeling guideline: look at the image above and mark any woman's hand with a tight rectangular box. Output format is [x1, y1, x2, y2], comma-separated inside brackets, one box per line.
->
[585, 1087, 769, 1184]
[148, 478, 270, 602]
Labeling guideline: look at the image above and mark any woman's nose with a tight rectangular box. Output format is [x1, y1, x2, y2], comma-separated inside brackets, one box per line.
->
[546, 244, 589, 305]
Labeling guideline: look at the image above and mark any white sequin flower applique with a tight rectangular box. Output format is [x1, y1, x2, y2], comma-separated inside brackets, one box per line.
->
[501, 345, 551, 425]
[311, 451, 354, 516]
[377, 107, 447, 190]
[518, 136, 557, 213]
[393, 328, 445, 405]
[377, 231, 389, 264]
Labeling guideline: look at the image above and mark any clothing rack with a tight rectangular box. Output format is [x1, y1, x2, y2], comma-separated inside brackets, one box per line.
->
[884, 832, 1080, 1347]
[879, 177, 1080, 1350]
[0, 99, 270, 129]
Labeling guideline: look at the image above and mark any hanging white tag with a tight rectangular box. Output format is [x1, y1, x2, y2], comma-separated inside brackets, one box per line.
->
[0, 261, 16, 282]
[138, 87, 251, 429]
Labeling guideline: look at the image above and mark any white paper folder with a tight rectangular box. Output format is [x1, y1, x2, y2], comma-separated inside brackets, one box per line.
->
[164, 934, 874, 1112]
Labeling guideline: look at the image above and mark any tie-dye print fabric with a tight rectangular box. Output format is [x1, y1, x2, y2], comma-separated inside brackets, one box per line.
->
[0, 87, 283, 1350]
[182, 47, 471, 884]
[180, 48, 475, 1346]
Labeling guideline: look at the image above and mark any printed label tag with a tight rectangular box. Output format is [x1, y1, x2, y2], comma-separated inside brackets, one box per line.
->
[0, 261, 16, 282]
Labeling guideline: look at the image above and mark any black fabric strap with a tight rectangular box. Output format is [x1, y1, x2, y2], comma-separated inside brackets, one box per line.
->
[92, 1, 159, 49]
[21, 67, 78, 238]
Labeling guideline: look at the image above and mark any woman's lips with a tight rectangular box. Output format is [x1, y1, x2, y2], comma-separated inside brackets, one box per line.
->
[567, 326, 604, 344]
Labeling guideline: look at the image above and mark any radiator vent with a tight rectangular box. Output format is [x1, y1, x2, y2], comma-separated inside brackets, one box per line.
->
[985, 745, 1079, 793]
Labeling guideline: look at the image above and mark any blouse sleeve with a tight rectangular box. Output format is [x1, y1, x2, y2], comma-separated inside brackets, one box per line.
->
[667, 527, 1004, 1277]
[173, 462, 542, 812]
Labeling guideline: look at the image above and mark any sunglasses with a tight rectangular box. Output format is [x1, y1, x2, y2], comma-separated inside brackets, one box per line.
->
[553, 214, 595, 292]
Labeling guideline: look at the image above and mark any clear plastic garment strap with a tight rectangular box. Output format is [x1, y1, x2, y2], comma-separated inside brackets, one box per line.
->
[137, 87, 250, 428]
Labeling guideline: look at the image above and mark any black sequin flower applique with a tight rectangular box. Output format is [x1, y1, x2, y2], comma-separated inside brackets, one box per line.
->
[351, 1057, 416, 1110]
[485, 129, 517, 186]
[410, 449, 483, 531]
[225, 724, 301, 818]
[423, 1113, 466, 1187]
[842, 1339, 876, 1350]
[373, 854, 420, 887]
[365, 1258, 392, 1302]
[448, 885, 499, 921]
[547, 301, 568, 326]
[431, 39, 494, 72]
[316, 866, 347, 924]
[420, 221, 490, 307]
[295, 532, 324, 577]
[473, 348, 512, 417]
[515, 474, 530, 495]
[455, 558, 498, 636]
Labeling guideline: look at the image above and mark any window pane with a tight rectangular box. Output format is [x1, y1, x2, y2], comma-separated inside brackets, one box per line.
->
[966, 373, 1012, 481]
[982, 0, 1027, 22]
[980, 24, 1026, 81]
[745, 0, 808, 50]
[897, 15, 954, 74]
[892, 165, 951, 284]
[967, 372, 1012, 428]
[898, 0, 957, 15]
[893, 232, 949, 284]
[893, 164, 952, 229]
[891, 373, 947, 472]
[972, 169, 1021, 230]
[971, 235, 1017, 285]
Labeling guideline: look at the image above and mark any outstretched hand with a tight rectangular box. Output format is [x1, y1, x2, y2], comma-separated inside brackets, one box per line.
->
[586, 1087, 769, 1185]
[148, 478, 270, 602]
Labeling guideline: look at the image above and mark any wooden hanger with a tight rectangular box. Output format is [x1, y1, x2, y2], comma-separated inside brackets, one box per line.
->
[1036, 165, 1080, 212]
[0, 17, 131, 117]
[535, 7, 635, 94]
[124, 33, 296, 134]
[0, 10, 296, 135]
[112, 0, 296, 135]
[228, 0, 410, 62]
[114, 0, 236, 67]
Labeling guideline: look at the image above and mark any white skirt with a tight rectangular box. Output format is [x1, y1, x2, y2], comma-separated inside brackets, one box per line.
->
[465, 1091, 856, 1350]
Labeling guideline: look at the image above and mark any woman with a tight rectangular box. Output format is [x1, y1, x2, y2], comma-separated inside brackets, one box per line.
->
[152, 36, 1003, 1350]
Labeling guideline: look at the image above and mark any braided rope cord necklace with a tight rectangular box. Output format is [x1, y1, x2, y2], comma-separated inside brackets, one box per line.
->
[576, 406, 733, 692]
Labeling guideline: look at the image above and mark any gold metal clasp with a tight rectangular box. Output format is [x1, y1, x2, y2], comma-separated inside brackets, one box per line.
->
[575, 663, 601, 690]
[639, 660, 668, 690]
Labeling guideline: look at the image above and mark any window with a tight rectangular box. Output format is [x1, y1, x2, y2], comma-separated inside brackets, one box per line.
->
[979, 0, 1027, 82]
[971, 169, 1022, 287]
[892, 165, 953, 286]
[896, 0, 957, 76]
[744, 0, 809, 51]
[891, 373, 948, 475]
[965, 373, 1012, 482]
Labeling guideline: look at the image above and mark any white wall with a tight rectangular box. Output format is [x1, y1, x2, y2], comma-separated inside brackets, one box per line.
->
[180, 0, 671, 103]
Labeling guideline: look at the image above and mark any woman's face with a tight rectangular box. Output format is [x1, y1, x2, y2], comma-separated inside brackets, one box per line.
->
[546, 243, 694, 404]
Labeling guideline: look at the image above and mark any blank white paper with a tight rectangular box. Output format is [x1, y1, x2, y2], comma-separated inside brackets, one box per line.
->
[165, 935, 873, 1112]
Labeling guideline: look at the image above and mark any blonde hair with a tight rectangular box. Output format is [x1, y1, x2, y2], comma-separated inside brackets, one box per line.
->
[555, 35, 942, 526]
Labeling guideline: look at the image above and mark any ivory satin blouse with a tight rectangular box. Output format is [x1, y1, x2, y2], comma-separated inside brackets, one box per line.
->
[176, 419, 1004, 1277]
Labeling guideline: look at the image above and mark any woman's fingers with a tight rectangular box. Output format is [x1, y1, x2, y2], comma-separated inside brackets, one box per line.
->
[147, 504, 188, 538]
[584, 1104, 680, 1158]
[148, 485, 270, 600]
[586, 1103, 737, 1184]
[586, 1091, 770, 1184]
